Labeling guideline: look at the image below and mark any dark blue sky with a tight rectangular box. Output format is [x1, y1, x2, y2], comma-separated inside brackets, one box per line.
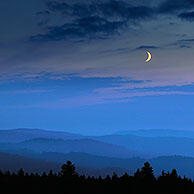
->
[1, 0, 194, 134]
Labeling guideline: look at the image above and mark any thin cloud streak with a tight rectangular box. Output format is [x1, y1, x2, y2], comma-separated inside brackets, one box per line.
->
[5, 90, 194, 109]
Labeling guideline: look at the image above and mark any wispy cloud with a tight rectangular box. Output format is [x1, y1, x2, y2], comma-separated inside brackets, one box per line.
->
[136, 45, 159, 50]
[29, 90, 194, 108]
[0, 89, 51, 94]
[9, 82, 194, 108]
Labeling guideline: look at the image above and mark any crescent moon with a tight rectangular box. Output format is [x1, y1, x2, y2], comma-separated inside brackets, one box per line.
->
[145, 51, 152, 63]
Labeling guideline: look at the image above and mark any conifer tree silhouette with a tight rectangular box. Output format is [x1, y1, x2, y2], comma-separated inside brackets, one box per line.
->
[170, 169, 178, 179]
[134, 168, 141, 178]
[1, 160, 194, 194]
[17, 168, 25, 177]
[112, 172, 118, 181]
[141, 162, 155, 179]
[60, 160, 77, 180]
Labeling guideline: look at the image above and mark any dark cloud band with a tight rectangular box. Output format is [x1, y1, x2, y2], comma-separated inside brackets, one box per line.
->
[31, 0, 194, 42]
[31, 0, 155, 41]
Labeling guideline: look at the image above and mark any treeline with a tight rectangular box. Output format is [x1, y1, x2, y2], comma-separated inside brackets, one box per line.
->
[0, 161, 194, 194]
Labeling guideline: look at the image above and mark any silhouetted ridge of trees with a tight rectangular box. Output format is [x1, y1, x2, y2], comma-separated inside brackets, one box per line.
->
[0, 161, 194, 194]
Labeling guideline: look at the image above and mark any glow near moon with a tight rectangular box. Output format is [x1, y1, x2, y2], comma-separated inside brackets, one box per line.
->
[145, 51, 152, 63]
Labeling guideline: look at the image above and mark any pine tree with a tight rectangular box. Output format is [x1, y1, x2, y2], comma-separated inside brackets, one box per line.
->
[141, 162, 155, 179]
[134, 168, 141, 178]
[112, 172, 118, 181]
[60, 160, 77, 178]
[17, 168, 25, 177]
[170, 169, 178, 178]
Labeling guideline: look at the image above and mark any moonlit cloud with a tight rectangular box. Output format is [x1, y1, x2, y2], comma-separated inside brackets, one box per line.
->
[1, 0, 194, 109]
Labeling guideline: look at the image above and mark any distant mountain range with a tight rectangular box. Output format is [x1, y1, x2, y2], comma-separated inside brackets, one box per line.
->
[0, 128, 83, 143]
[91, 134, 194, 157]
[1, 128, 194, 178]
[115, 129, 194, 138]
[1, 128, 194, 157]
[0, 137, 143, 158]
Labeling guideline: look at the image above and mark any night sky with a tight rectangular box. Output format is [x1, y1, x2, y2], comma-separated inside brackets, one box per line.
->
[1, 0, 194, 135]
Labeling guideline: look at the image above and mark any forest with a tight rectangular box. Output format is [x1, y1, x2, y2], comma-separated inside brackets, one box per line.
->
[1, 160, 194, 194]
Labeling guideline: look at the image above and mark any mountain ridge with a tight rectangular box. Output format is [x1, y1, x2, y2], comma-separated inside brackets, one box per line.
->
[115, 129, 194, 138]
[0, 137, 145, 158]
[0, 128, 83, 143]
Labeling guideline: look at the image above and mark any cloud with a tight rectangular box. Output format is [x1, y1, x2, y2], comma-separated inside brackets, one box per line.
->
[2, 74, 194, 108]
[36, 10, 50, 15]
[157, 0, 194, 14]
[21, 87, 194, 108]
[170, 38, 194, 49]
[179, 11, 194, 21]
[136, 45, 159, 50]
[31, 0, 155, 41]
[32, 0, 194, 42]
[46, 0, 155, 19]
[46, 1, 71, 13]
[0, 90, 51, 94]
[178, 39, 194, 42]
[179, 45, 192, 48]
[30, 16, 124, 41]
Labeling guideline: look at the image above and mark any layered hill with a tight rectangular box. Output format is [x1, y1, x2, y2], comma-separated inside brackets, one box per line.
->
[0, 137, 143, 158]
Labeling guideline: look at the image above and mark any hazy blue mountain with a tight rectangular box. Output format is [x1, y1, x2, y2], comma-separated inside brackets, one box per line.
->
[116, 129, 194, 138]
[35, 152, 194, 179]
[2, 129, 194, 144]
[0, 152, 132, 177]
[0, 152, 60, 173]
[2, 128, 194, 158]
[41, 152, 144, 169]
[0, 128, 83, 143]
[0, 138, 144, 158]
[92, 134, 194, 157]
[1, 151, 194, 178]
[150, 156, 194, 179]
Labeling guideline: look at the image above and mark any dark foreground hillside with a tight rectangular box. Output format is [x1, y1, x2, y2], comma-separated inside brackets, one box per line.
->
[1, 161, 194, 194]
